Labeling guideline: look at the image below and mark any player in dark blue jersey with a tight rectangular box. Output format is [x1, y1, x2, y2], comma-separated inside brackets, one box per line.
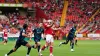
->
[32, 23, 44, 56]
[5, 24, 32, 56]
[59, 25, 77, 52]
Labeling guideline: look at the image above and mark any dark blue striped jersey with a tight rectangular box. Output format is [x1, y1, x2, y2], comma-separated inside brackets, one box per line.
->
[33, 27, 44, 39]
[17, 29, 26, 41]
[68, 27, 76, 38]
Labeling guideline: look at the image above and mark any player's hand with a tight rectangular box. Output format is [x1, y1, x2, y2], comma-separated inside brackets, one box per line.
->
[27, 35, 30, 38]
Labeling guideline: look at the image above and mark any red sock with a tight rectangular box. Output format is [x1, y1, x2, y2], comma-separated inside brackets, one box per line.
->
[50, 46, 53, 54]
[42, 45, 46, 50]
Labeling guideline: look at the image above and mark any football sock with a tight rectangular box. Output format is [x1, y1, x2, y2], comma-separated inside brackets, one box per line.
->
[7, 49, 14, 55]
[37, 45, 40, 52]
[27, 47, 31, 55]
[32, 45, 34, 48]
[71, 43, 74, 49]
[50, 46, 53, 54]
[5, 40, 8, 43]
[62, 42, 67, 44]
[75, 40, 77, 45]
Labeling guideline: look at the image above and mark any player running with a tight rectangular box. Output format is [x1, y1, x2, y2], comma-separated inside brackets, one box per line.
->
[32, 23, 44, 56]
[39, 19, 56, 56]
[59, 25, 77, 52]
[2, 28, 8, 45]
[5, 24, 32, 56]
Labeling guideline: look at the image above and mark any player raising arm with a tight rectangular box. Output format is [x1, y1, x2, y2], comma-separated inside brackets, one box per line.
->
[39, 19, 58, 56]
[5, 24, 32, 56]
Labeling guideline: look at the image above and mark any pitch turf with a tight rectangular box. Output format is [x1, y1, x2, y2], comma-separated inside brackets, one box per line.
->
[0, 40, 100, 56]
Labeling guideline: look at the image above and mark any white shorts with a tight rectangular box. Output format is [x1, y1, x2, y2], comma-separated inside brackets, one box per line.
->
[4, 37, 8, 40]
[46, 34, 54, 43]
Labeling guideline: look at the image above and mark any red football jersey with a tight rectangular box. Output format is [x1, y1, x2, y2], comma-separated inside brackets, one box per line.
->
[43, 23, 53, 35]
[3, 31, 8, 37]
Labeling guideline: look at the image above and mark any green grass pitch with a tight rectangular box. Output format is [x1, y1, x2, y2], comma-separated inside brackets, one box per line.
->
[0, 40, 100, 56]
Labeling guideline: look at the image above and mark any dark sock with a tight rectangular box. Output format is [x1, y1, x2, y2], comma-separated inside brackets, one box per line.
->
[37, 46, 40, 52]
[71, 43, 74, 49]
[27, 47, 31, 55]
[7, 49, 14, 55]
[5, 40, 8, 43]
[32, 45, 34, 48]
[62, 42, 67, 44]
[75, 40, 77, 45]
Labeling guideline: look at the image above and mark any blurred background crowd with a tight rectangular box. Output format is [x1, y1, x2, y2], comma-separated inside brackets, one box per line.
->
[0, 0, 100, 39]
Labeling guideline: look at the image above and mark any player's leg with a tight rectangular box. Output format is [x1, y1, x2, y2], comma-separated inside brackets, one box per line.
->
[39, 38, 50, 55]
[59, 38, 69, 46]
[26, 43, 32, 56]
[41, 41, 49, 51]
[2, 37, 8, 45]
[4, 39, 8, 45]
[2, 39, 6, 45]
[62, 39, 69, 44]
[75, 39, 78, 46]
[41, 35, 51, 51]
[49, 39, 54, 56]
[70, 39, 74, 52]
[40, 34, 54, 55]
[5, 42, 21, 56]
[5, 39, 8, 43]
[38, 42, 49, 56]
[36, 41, 43, 56]
[33, 40, 41, 52]
[37, 42, 41, 52]
[31, 38, 38, 49]
[22, 41, 32, 56]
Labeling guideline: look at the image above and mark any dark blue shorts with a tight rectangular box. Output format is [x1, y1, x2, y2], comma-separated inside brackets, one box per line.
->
[67, 36, 74, 40]
[34, 37, 41, 43]
[14, 40, 28, 49]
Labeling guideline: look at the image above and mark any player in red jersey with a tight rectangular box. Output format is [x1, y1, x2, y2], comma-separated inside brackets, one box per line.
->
[39, 19, 55, 56]
[2, 28, 8, 45]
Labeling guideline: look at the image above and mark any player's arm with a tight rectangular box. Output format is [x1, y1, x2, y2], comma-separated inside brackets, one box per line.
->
[52, 27, 61, 30]
[32, 29, 36, 37]
[22, 33, 30, 38]
[22, 30, 30, 38]
[29, 31, 33, 37]
[74, 30, 77, 37]
[41, 29, 45, 40]
[29, 31, 33, 41]
[51, 25, 56, 30]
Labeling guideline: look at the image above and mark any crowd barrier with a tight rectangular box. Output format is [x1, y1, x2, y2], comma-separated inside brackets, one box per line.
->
[0, 32, 100, 41]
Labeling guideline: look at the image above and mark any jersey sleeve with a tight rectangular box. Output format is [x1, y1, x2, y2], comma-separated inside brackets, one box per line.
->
[42, 29, 44, 33]
[33, 29, 36, 33]
[22, 29, 25, 33]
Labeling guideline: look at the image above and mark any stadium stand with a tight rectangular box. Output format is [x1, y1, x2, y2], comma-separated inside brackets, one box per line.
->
[0, 0, 99, 40]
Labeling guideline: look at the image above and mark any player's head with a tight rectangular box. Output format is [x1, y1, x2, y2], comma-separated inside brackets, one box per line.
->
[74, 24, 77, 29]
[47, 19, 53, 25]
[23, 24, 28, 29]
[4, 28, 8, 32]
[39, 23, 43, 28]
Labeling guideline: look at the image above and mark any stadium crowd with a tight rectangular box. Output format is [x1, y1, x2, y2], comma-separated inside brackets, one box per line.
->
[0, 0, 100, 40]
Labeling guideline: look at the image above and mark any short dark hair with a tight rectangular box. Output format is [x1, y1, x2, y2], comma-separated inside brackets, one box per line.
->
[74, 24, 77, 28]
[23, 24, 28, 29]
